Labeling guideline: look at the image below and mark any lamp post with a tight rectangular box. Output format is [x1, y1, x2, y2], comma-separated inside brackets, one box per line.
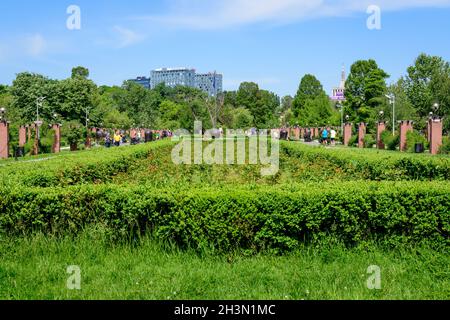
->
[0, 107, 6, 121]
[35, 97, 45, 141]
[385, 94, 395, 136]
[336, 102, 344, 135]
[431, 103, 439, 119]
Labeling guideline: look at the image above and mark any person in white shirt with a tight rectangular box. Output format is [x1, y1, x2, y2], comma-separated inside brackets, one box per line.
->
[330, 129, 337, 146]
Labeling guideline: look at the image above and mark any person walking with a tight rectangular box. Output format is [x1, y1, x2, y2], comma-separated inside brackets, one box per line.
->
[330, 128, 337, 146]
[114, 132, 121, 147]
[321, 128, 329, 145]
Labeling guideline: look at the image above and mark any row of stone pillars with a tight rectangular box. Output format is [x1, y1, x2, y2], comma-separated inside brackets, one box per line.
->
[0, 122, 61, 159]
[342, 119, 444, 154]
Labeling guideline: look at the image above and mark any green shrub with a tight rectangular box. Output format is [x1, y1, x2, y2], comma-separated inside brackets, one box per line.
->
[0, 182, 448, 251]
[348, 135, 358, 147]
[406, 131, 428, 153]
[439, 136, 450, 155]
[0, 140, 174, 187]
[282, 142, 449, 181]
[363, 134, 376, 148]
[381, 131, 400, 151]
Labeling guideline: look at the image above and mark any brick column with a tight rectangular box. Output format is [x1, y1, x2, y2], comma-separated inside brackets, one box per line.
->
[429, 118, 443, 155]
[358, 123, 366, 148]
[377, 122, 386, 150]
[52, 124, 61, 153]
[19, 125, 27, 147]
[0, 121, 9, 159]
[294, 127, 300, 140]
[399, 120, 413, 152]
[32, 123, 39, 156]
[343, 123, 352, 146]
[300, 128, 305, 139]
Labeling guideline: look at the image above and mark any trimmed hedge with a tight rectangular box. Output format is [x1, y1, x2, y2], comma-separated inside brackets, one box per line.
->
[282, 142, 450, 181]
[1, 182, 448, 251]
[0, 140, 174, 187]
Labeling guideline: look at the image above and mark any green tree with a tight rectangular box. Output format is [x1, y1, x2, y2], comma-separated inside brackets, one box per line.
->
[404, 53, 450, 131]
[345, 59, 389, 123]
[71, 66, 90, 79]
[233, 107, 254, 129]
[292, 74, 324, 118]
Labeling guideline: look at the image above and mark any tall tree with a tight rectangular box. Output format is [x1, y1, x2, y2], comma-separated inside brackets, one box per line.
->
[292, 74, 324, 118]
[345, 59, 389, 122]
[404, 53, 450, 119]
[71, 66, 90, 79]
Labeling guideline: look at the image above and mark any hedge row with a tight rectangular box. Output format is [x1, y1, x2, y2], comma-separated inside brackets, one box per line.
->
[1, 182, 448, 251]
[282, 142, 450, 181]
[0, 140, 174, 187]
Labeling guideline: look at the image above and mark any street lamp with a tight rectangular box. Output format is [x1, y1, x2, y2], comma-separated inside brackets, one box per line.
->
[36, 97, 46, 123]
[0, 107, 6, 122]
[336, 102, 344, 135]
[385, 94, 395, 136]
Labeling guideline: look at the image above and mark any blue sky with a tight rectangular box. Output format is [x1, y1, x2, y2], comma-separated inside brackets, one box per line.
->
[1, 0, 450, 97]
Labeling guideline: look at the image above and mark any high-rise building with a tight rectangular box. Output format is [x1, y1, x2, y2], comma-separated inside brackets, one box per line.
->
[128, 76, 151, 89]
[150, 68, 196, 89]
[195, 72, 223, 97]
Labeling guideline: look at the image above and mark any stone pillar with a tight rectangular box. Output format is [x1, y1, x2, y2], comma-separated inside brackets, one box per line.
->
[399, 120, 413, 152]
[358, 123, 366, 148]
[429, 118, 443, 155]
[377, 122, 386, 150]
[343, 123, 352, 146]
[300, 128, 305, 139]
[27, 125, 32, 142]
[0, 121, 9, 159]
[52, 124, 61, 153]
[294, 127, 300, 140]
[19, 125, 27, 147]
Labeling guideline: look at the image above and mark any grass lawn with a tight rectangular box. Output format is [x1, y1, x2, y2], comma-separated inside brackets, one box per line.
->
[1, 232, 448, 300]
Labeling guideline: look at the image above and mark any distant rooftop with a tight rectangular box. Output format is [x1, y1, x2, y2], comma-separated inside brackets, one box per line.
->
[153, 67, 195, 72]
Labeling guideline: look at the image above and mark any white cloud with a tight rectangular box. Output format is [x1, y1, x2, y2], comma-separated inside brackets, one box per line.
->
[24, 34, 46, 56]
[134, 0, 450, 29]
[113, 26, 145, 48]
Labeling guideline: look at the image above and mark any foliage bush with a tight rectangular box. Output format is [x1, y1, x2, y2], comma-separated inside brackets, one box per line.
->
[439, 136, 450, 155]
[0, 140, 174, 187]
[406, 131, 428, 153]
[348, 135, 358, 147]
[363, 134, 376, 148]
[0, 182, 448, 252]
[381, 131, 400, 151]
[282, 142, 449, 181]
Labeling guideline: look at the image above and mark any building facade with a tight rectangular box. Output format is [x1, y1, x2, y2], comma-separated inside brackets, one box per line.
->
[128, 76, 151, 89]
[129, 68, 224, 96]
[331, 66, 346, 101]
[195, 72, 223, 97]
[150, 68, 196, 89]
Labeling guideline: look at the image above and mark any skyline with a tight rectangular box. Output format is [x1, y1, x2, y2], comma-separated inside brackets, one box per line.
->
[1, 1, 450, 97]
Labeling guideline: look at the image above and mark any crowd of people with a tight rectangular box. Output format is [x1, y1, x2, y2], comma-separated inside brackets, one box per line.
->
[93, 129, 173, 148]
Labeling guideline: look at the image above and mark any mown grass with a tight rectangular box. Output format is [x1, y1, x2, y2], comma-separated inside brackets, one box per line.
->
[0, 231, 449, 300]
